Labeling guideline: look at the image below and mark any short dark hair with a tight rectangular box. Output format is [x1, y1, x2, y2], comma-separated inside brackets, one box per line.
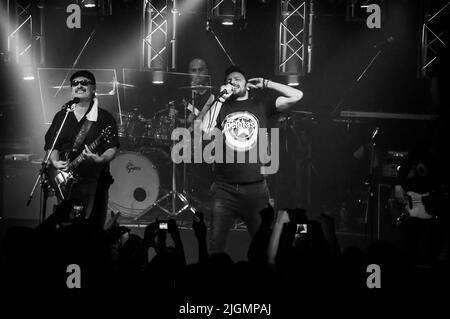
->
[224, 65, 246, 82]
[70, 70, 96, 85]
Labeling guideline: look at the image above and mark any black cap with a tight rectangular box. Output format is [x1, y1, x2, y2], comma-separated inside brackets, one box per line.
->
[70, 70, 96, 85]
[224, 65, 246, 82]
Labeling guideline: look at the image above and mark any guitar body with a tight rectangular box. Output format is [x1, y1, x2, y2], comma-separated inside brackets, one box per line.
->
[47, 165, 77, 200]
[389, 190, 433, 226]
[46, 125, 114, 201]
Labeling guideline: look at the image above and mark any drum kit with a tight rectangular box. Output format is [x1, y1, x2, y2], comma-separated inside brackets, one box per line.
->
[109, 85, 215, 221]
[117, 106, 177, 147]
[108, 148, 172, 218]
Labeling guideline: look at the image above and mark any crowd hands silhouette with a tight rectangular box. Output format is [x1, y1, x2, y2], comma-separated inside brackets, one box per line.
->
[1, 199, 449, 308]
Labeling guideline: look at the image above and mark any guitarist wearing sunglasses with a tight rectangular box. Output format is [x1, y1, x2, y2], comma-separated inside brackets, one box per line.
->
[44, 70, 119, 228]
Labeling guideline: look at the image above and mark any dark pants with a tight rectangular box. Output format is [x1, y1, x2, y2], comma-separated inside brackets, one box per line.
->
[209, 180, 270, 254]
[70, 179, 98, 220]
[70, 179, 108, 229]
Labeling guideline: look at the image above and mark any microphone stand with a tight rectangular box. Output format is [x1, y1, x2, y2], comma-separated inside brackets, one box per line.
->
[26, 105, 74, 223]
[206, 21, 235, 65]
[287, 115, 319, 208]
[53, 28, 96, 97]
[363, 127, 379, 240]
[328, 48, 383, 119]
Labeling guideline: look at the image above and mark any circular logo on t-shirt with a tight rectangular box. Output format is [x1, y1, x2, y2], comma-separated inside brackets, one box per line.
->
[222, 112, 259, 152]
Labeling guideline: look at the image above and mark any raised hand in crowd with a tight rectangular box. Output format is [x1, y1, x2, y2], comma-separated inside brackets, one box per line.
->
[318, 213, 342, 268]
[267, 210, 290, 265]
[260, 203, 275, 227]
[143, 221, 159, 250]
[168, 219, 187, 267]
[248, 203, 275, 265]
[192, 211, 207, 240]
[168, 218, 182, 242]
[192, 211, 208, 263]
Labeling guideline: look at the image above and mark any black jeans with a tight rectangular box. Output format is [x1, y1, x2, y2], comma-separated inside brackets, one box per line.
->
[70, 179, 98, 220]
[209, 180, 270, 254]
[70, 179, 108, 229]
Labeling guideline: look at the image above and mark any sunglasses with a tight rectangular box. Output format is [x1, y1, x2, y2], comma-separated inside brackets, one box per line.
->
[71, 80, 93, 87]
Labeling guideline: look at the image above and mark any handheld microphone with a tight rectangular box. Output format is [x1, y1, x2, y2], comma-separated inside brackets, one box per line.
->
[218, 80, 234, 99]
[373, 36, 394, 49]
[63, 97, 80, 110]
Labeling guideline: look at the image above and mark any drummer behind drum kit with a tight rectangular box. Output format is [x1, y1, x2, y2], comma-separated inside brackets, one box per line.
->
[109, 85, 214, 221]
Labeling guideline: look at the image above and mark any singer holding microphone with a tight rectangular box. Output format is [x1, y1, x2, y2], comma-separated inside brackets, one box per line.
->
[202, 65, 303, 254]
[44, 70, 119, 228]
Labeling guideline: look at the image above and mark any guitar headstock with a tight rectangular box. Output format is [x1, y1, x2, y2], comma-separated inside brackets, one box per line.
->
[101, 126, 116, 144]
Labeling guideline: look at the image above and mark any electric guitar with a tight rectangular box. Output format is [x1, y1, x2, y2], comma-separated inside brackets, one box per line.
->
[47, 126, 115, 200]
[389, 191, 433, 226]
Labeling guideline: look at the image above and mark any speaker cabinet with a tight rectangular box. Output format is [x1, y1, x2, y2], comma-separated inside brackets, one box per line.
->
[2, 156, 56, 220]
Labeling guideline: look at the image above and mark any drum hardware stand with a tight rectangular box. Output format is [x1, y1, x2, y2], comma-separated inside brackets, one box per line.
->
[363, 127, 380, 240]
[134, 101, 196, 220]
[286, 114, 319, 208]
[177, 95, 194, 200]
[181, 93, 192, 197]
[182, 90, 202, 197]
[135, 156, 194, 218]
[328, 46, 384, 120]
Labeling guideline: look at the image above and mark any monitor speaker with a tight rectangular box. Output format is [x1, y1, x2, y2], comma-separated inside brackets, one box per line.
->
[2, 156, 56, 220]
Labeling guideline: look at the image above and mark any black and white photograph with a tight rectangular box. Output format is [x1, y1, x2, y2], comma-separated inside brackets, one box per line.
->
[0, 0, 448, 315]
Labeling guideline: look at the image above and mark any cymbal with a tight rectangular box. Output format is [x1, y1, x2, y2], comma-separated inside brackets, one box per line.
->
[332, 118, 363, 124]
[291, 110, 313, 115]
[51, 81, 135, 89]
[178, 85, 214, 90]
[49, 88, 116, 96]
[277, 110, 315, 122]
[51, 85, 70, 89]
[107, 81, 135, 88]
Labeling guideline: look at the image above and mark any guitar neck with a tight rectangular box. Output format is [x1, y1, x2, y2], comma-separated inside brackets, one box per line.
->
[67, 136, 102, 171]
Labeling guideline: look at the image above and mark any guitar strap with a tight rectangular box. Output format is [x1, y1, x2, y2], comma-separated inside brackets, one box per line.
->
[71, 119, 94, 154]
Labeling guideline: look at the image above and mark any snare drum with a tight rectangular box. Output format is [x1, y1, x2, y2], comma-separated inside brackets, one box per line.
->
[108, 150, 170, 218]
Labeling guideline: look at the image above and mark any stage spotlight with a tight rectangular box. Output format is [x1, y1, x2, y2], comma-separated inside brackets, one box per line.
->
[287, 75, 300, 86]
[152, 70, 165, 84]
[347, 0, 381, 21]
[23, 65, 35, 80]
[83, 0, 96, 8]
[207, 0, 246, 27]
[221, 19, 234, 26]
[359, 0, 371, 8]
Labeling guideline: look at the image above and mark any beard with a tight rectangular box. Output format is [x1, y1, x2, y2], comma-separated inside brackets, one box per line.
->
[228, 86, 247, 100]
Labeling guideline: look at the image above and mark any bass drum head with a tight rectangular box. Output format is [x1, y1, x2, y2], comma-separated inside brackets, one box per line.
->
[109, 152, 160, 218]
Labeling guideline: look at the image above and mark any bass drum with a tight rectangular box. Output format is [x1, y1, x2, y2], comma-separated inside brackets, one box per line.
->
[108, 150, 170, 218]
